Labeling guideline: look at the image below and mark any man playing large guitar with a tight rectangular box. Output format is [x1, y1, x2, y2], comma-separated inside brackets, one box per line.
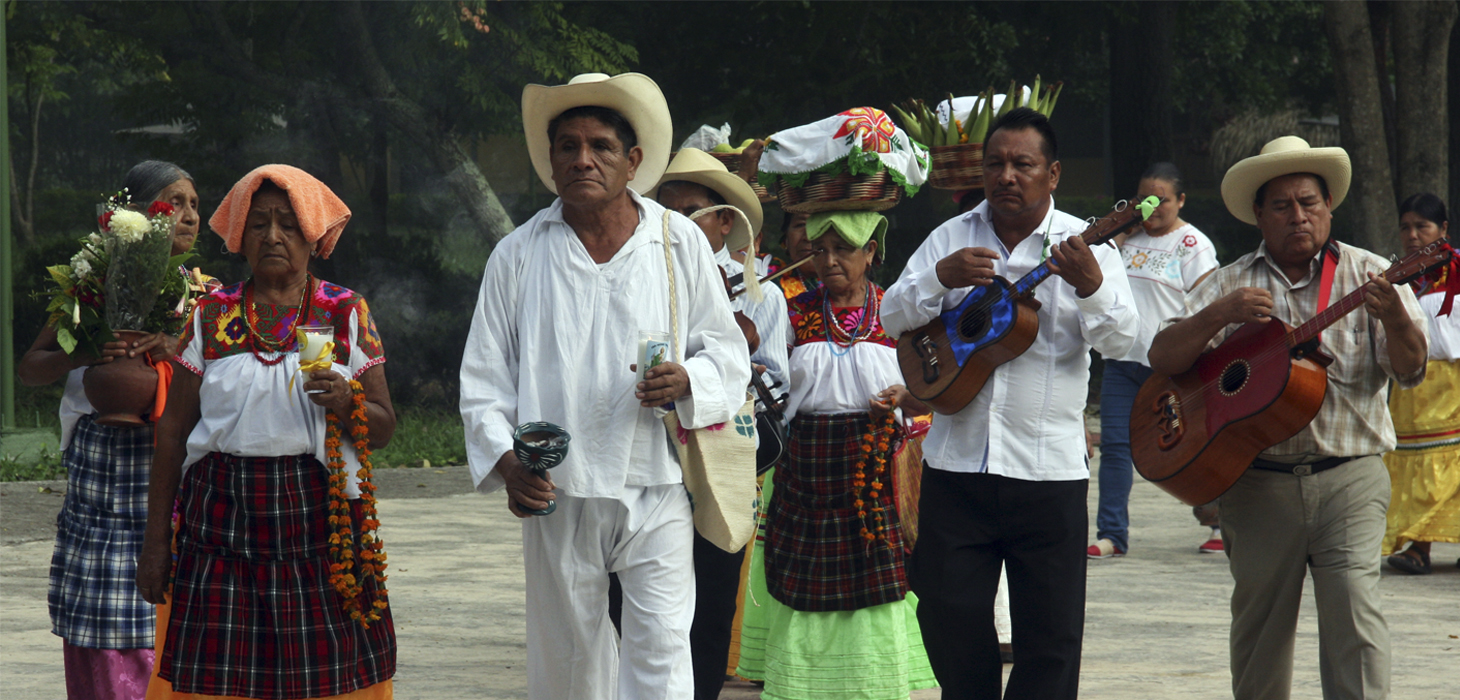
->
[881, 107, 1138, 700]
[1147, 137, 1429, 700]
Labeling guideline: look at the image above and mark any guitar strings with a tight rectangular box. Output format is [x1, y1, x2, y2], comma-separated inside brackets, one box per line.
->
[1154, 259, 1434, 419]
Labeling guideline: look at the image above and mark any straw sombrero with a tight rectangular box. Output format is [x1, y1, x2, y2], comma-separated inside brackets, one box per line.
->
[521, 72, 672, 195]
[650, 148, 764, 253]
[1220, 136, 1351, 225]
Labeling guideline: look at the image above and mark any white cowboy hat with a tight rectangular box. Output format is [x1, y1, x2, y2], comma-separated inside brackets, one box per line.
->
[521, 72, 673, 195]
[1220, 135, 1351, 225]
[649, 148, 764, 252]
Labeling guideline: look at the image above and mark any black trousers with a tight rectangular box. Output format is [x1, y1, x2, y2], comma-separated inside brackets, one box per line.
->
[609, 530, 745, 700]
[909, 467, 1088, 700]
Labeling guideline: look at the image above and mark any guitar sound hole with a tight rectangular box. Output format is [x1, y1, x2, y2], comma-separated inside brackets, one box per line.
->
[957, 307, 991, 341]
[1219, 360, 1250, 396]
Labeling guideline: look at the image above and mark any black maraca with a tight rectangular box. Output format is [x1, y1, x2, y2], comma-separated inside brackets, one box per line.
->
[512, 422, 571, 516]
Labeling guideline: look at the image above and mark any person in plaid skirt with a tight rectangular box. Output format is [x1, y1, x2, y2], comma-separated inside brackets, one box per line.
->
[18, 161, 204, 700]
[135, 166, 397, 699]
[749, 210, 939, 700]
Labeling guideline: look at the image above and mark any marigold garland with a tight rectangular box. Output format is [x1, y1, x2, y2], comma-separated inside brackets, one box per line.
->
[853, 411, 900, 545]
[325, 379, 389, 628]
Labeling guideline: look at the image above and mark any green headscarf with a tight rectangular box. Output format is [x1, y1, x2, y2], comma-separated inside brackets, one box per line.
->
[805, 210, 888, 261]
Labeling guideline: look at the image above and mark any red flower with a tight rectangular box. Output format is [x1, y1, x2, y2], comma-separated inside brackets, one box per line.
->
[98, 211, 114, 230]
[148, 201, 176, 217]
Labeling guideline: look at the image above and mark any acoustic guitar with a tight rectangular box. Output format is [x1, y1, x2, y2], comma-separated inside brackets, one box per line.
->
[1130, 240, 1454, 506]
[897, 197, 1157, 415]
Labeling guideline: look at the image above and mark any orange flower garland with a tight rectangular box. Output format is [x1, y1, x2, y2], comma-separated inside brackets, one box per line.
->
[325, 379, 389, 628]
[853, 412, 900, 544]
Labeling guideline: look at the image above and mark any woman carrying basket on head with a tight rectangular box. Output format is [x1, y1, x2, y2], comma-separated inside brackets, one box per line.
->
[741, 210, 938, 700]
[135, 165, 397, 699]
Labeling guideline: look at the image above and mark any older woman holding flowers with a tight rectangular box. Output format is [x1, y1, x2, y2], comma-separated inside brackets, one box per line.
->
[18, 160, 201, 700]
[135, 165, 397, 699]
[737, 210, 938, 699]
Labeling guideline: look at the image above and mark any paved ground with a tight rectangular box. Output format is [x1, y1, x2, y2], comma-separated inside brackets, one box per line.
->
[3, 464, 1457, 699]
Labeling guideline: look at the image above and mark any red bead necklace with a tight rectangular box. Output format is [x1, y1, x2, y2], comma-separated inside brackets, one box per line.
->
[243, 275, 313, 366]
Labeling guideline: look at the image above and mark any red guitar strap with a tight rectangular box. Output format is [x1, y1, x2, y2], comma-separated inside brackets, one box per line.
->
[1314, 241, 1340, 344]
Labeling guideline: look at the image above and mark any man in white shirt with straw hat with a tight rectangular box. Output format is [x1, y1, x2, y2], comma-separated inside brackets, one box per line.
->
[651, 147, 789, 700]
[460, 72, 749, 700]
[1149, 136, 1428, 700]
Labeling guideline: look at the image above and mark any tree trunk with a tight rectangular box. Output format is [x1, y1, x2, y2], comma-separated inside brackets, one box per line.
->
[1392, 0, 1457, 203]
[1324, 1, 1398, 255]
[341, 0, 516, 247]
[7, 93, 42, 246]
[1107, 2, 1177, 195]
[1366, 1, 1400, 188]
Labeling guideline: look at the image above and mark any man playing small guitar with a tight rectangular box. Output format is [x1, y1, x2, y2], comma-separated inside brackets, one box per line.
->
[1147, 137, 1429, 700]
[881, 107, 1138, 700]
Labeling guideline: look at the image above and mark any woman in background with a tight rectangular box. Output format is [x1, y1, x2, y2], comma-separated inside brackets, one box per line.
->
[1088, 162, 1219, 559]
[18, 161, 203, 700]
[1383, 193, 1459, 575]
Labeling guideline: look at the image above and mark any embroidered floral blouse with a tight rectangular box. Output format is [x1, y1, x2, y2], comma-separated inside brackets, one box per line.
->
[785, 285, 902, 421]
[173, 280, 385, 496]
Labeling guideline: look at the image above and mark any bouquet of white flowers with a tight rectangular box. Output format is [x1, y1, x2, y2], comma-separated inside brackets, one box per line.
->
[42, 190, 194, 356]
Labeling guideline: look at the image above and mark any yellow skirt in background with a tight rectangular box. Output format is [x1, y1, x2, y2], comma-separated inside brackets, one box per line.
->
[1382, 359, 1460, 555]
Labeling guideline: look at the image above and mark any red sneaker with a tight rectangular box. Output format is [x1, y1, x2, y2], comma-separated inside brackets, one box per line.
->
[1198, 535, 1224, 554]
[1087, 539, 1124, 559]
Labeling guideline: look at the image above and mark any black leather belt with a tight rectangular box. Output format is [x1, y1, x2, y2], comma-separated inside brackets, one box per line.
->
[1250, 456, 1357, 476]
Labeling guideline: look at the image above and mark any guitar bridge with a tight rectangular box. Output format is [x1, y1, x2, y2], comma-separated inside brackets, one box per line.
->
[1152, 391, 1185, 450]
[913, 334, 940, 384]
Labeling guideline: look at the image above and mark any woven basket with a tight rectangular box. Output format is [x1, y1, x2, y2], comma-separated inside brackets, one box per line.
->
[928, 143, 984, 191]
[708, 151, 776, 203]
[775, 170, 902, 214]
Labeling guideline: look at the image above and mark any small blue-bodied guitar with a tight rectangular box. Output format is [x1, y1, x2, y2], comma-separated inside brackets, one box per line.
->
[896, 197, 1157, 414]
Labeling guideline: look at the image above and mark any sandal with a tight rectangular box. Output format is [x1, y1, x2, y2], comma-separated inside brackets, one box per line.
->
[1386, 547, 1431, 575]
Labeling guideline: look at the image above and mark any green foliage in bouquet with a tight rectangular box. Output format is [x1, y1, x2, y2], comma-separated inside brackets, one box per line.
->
[39, 192, 197, 357]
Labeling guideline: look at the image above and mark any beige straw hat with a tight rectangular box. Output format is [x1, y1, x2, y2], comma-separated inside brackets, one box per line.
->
[649, 148, 764, 253]
[1220, 136, 1351, 225]
[521, 72, 672, 194]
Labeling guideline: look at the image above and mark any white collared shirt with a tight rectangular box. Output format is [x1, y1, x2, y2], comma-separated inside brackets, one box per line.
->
[460, 191, 751, 499]
[714, 246, 790, 401]
[880, 198, 1138, 481]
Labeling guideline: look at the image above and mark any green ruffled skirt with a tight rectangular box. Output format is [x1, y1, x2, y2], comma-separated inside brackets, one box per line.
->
[735, 468, 938, 699]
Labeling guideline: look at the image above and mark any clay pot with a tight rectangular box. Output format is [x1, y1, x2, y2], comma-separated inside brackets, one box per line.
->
[83, 329, 158, 428]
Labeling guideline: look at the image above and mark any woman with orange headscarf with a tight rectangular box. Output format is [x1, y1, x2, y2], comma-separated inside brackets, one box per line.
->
[136, 165, 397, 699]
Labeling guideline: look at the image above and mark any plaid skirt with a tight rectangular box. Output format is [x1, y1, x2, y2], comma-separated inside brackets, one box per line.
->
[159, 452, 395, 699]
[49, 414, 155, 649]
[764, 412, 908, 612]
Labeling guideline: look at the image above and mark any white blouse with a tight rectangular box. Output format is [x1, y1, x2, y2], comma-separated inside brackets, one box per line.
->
[1419, 291, 1460, 361]
[786, 340, 902, 420]
[174, 285, 383, 497]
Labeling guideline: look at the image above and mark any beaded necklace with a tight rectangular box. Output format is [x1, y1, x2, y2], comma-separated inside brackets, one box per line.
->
[243, 274, 313, 366]
[823, 281, 878, 352]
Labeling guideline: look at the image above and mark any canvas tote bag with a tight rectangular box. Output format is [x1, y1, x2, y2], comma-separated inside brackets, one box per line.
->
[657, 211, 758, 552]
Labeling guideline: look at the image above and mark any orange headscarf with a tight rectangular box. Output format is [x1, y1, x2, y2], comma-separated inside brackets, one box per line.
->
[208, 164, 351, 259]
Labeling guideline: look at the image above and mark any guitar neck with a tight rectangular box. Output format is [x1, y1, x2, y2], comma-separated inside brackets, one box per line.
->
[1287, 288, 1363, 346]
[1285, 242, 1455, 347]
[1008, 205, 1144, 298]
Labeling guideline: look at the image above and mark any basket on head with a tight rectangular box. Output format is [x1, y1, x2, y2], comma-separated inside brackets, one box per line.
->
[927, 143, 985, 191]
[707, 151, 777, 203]
[775, 170, 901, 214]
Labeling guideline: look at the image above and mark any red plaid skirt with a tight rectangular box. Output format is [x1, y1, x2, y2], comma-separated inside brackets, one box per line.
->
[159, 452, 395, 699]
[764, 412, 908, 612]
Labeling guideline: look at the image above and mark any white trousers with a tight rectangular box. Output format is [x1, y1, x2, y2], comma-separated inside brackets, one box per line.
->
[995, 564, 1011, 644]
[523, 484, 696, 700]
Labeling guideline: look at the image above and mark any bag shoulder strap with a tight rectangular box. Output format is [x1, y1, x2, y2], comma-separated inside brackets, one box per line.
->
[660, 210, 683, 363]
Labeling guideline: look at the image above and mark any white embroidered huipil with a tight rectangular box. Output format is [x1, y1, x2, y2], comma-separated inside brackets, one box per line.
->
[714, 246, 790, 400]
[880, 198, 1139, 481]
[461, 191, 751, 497]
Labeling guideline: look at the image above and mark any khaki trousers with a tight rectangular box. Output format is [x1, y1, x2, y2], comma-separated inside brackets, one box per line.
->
[1221, 455, 1391, 700]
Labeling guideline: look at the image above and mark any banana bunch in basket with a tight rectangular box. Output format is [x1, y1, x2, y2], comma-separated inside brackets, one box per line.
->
[890, 77, 1064, 148]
